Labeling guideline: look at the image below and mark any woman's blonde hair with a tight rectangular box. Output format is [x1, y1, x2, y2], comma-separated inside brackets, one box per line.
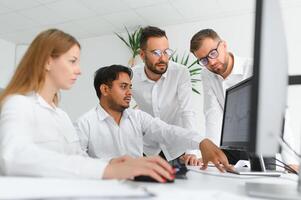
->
[0, 29, 80, 105]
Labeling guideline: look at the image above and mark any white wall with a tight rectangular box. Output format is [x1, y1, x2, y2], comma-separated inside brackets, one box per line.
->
[0, 38, 15, 88]
[282, 6, 301, 151]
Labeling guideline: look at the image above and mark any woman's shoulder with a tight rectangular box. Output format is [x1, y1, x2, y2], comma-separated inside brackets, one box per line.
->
[1, 94, 35, 111]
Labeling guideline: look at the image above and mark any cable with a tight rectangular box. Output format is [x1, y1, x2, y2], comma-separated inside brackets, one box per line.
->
[265, 158, 299, 175]
[274, 158, 299, 175]
[265, 162, 298, 174]
[276, 135, 301, 159]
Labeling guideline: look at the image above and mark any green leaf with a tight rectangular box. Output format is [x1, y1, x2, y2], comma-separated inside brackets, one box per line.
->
[115, 26, 142, 59]
[170, 52, 202, 95]
[115, 32, 131, 48]
[192, 88, 201, 94]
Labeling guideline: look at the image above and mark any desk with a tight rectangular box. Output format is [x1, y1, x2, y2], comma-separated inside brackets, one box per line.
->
[128, 166, 299, 199]
[0, 167, 298, 199]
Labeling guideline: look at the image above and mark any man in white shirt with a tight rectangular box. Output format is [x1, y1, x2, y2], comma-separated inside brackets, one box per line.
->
[76, 65, 233, 172]
[132, 26, 199, 164]
[190, 29, 253, 146]
[190, 29, 299, 169]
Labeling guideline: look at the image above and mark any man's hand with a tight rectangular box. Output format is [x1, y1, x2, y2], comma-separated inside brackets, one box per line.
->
[199, 139, 234, 172]
[180, 154, 202, 166]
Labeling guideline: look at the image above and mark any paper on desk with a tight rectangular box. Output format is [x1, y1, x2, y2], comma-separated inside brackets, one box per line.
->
[0, 177, 152, 199]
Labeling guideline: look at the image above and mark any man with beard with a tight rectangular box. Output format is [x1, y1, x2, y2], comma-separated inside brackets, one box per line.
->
[190, 29, 253, 147]
[75, 65, 233, 173]
[132, 26, 200, 164]
[190, 29, 301, 169]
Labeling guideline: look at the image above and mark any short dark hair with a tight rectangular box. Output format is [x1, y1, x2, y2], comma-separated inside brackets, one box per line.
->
[94, 65, 133, 99]
[190, 29, 221, 53]
[140, 26, 167, 50]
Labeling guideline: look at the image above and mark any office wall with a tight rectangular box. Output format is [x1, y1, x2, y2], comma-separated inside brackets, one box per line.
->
[0, 38, 15, 88]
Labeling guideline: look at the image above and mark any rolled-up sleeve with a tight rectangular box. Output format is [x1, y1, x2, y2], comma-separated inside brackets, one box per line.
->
[139, 110, 204, 161]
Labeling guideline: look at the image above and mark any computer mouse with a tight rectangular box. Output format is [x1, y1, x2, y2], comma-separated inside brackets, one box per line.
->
[133, 165, 188, 183]
[133, 175, 174, 183]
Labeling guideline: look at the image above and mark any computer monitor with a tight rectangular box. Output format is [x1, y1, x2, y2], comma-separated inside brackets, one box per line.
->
[249, 0, 287, 157]
[246, 0, 300, 198]
[220, 77, 277, 171]
[220, 78, 252, 152]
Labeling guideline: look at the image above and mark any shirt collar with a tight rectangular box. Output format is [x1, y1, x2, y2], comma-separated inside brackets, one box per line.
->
[29, 92, 58, 111]
[96, 103, 130, 121]
[216, 53, 244, 81]
[230, 53, 244, 76]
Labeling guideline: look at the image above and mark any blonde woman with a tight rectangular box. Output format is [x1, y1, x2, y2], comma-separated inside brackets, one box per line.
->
[0, 29, 174, 183]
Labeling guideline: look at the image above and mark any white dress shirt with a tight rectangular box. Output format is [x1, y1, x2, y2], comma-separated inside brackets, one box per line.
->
[201, 54, 253, 145]
[75, 104, 203, 161]
[0, 93, 107, 179]
[202, 54, 298, 165]
[132, 61, 197, 131]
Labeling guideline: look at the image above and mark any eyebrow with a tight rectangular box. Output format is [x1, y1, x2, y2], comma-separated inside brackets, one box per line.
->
[119, 82, 133, 87]
[119, 82, 132, 86]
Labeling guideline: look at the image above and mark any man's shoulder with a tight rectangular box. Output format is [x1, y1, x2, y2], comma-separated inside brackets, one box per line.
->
[126, 108, 152, 120]
[132, 64, 144, 82]
[77, 106, 98, 123]
[168, 61, 188, 71]
[132, 64, 144, 73]
[234, 55, 253, 67]
[201, 67, 215, 79]
[167, 61, 190, 79]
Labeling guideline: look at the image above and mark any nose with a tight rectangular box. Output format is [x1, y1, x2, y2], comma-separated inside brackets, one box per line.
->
[127, 88, 132, 96]
[159, 54, 169, 62]
[75, 64, 81, 76]
[207, 57, 217, 66]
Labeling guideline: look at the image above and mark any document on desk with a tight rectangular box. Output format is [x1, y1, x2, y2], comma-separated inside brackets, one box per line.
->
[0, 177, 152, 199]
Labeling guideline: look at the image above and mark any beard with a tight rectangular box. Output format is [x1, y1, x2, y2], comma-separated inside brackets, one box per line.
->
[144, 55, 168, 75]
[209, 55, 229, 75]
[107, 97, 129, 113]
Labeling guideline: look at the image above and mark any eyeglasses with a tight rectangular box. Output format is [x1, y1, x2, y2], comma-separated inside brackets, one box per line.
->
[197, 41, 222, 66]
[146, 48, 174, 58]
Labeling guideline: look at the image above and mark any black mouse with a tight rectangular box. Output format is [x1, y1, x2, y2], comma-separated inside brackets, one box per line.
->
[133, 175, 174, 183]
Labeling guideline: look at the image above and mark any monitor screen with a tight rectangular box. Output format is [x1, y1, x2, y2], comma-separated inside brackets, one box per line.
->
[220, 78, 252, 151]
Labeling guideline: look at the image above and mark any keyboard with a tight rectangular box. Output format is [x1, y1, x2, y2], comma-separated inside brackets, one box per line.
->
[228, 167, 282, 177]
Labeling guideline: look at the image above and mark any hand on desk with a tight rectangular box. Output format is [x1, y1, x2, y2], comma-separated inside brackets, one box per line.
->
[199, 139, 234, 172]
[103, 156, 175, 183]
[180, 154, 202, 166]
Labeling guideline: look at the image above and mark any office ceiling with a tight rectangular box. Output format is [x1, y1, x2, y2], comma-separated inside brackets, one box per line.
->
[0, 0, 299, 44]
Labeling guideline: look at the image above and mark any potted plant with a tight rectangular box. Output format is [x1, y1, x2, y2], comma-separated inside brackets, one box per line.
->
[115, 26, 142, 67]
[171, 53, 202, 94]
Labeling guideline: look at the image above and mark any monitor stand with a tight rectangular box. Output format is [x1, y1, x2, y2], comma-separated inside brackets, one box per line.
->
[245, 156, 301, 199]
[228, 155, 282, 177]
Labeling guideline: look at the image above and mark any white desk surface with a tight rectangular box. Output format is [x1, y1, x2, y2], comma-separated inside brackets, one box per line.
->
[0, 167, 298, 199]
[127, 166, 299, 200]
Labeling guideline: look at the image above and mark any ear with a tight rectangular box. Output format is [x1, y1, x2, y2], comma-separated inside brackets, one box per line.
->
[139, 49, 146, 62]
[100, 84, 110, 96]
[222, 40, 228, 50]
[45, 56, 53, 71]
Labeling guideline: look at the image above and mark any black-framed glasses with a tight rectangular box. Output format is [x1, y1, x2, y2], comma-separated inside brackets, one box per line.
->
[197, 41, 222, 66]
[146, 48, 174, 58]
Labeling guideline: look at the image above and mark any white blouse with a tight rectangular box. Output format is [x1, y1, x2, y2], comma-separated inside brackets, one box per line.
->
[0, 93, 107, 179]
